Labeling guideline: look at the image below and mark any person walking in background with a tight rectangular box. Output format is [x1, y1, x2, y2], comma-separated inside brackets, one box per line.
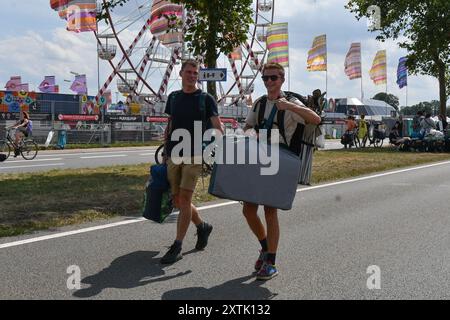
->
[357, 114, 368, 147]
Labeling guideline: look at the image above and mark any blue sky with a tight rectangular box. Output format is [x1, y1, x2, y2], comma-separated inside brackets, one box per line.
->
[0, 0, 443, 107]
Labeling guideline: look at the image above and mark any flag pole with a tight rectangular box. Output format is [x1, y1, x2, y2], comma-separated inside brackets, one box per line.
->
[326, 35, 328, 99]
[385, 51, 388, 118]
[360, 43, 364, 102]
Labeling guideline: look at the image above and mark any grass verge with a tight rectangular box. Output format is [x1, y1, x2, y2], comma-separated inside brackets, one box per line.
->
[1, 148, 450, 238]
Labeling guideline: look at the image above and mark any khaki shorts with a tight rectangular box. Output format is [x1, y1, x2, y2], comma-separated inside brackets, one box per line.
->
[167, 158, 202, 195]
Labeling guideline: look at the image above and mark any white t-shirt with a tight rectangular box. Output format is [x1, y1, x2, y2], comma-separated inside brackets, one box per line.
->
[245, 93, 306, 145]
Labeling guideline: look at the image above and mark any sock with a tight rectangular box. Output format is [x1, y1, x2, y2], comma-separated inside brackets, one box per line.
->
[173, 240, 182, 248]
[266, 253, 276, 265]
[259, 239, 268, 252]
[196, 222, 205, 229]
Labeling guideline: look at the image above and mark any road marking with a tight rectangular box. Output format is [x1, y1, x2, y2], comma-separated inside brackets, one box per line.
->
[296, 160, 450, 192]
[6, 158, 63, 164]
[0, 163, 65, 170]
[139, 153, 156, 156]
[80, 155, 128, 159]
[38, 149, 157, 158]
[1, 160, 449, 250]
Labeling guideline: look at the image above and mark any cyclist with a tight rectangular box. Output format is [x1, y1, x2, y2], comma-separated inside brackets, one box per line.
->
[10, 111, 31, 156]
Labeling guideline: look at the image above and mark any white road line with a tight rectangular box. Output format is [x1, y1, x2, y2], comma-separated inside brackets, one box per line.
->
[1, 160, 450, 250]
[139, 153, 156, 156]
[80, 155, 128, 159]
[296, 160, 450, 192]
[38, 149, 157, 158]
[6, 158, 63, 164]
[0, 163, 65, 170]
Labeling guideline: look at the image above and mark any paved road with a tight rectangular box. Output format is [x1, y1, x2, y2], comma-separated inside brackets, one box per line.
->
[0, 147, 158, 173]
[1, 161, 449, 299]
[0, 140, 355, 174]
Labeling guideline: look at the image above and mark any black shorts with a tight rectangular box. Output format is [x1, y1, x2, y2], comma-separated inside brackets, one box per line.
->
[18, 127, 28, 137]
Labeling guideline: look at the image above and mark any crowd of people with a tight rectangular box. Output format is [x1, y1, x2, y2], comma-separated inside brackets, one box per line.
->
[341, 109, 449, 151]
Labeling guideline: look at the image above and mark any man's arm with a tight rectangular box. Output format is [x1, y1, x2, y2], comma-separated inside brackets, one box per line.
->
[210, 116, 224, 136]
[276, 98, 321, 125]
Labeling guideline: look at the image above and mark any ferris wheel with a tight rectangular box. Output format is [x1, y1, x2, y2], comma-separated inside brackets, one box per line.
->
[95, 0, 276, 116]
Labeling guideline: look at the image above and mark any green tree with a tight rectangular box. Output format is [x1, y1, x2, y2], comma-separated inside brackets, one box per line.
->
[372, 92, 399, 110]
[346, 0, 450, 117]
[98, 0, 254, 98]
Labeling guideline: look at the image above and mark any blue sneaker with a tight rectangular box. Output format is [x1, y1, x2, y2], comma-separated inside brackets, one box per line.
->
[256, 262, 278, 280]
[254, 250, 267, 271]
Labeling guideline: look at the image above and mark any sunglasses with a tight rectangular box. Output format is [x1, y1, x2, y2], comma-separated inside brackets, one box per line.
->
[262, 75, 280, 82]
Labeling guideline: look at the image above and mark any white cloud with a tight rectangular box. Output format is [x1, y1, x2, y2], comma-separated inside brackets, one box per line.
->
[0, 0, 445, 106]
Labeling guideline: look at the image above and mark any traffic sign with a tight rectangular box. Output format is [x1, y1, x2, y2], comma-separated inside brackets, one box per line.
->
[199, 68, 227, 82]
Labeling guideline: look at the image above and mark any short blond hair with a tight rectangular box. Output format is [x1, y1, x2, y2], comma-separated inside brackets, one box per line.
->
[262, 63, 285, 78]
[181, 59, 199, 71]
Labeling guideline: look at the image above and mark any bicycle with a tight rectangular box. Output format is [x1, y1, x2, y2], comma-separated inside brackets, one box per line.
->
[0, 128, 39, 160]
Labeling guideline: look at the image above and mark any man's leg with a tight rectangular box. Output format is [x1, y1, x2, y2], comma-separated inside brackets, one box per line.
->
[242, 202, 266, 240]
[176, 188, 194, 241]
[191, 204, 202, 226]
[264, 207, 279, 257]
[243, 202, 269, 271]
[256, 206, 279, 280]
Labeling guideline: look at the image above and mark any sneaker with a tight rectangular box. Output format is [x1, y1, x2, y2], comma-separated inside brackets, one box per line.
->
[254, 250, 267, 271]
[160, 244, 182, 264]
[256, 262, 279, 280]
[195, 222, 213, 250]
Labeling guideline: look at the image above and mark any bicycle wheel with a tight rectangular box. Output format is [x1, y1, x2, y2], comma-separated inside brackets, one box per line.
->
[155, 144, 165, 164]
[0, 140, 11, 160]
[374, 138, 384, 148]
[21, 140, 38, 160]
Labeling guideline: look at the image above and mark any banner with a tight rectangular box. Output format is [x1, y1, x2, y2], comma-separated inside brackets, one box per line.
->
[396, 56, 408, 89]
[39, 76, 59, 93]
[70, 74, 87, 94]
[344, 43, 362, 80]
[369, 50, 387, 85]
[307, 35, 327, 71]
[266, 23, 289, 67]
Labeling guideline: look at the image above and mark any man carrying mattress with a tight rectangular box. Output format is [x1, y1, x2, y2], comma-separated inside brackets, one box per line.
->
[242, 63, 321, 280]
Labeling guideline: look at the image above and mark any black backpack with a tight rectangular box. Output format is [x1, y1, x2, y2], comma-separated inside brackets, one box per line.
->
[253, 91, 314, 156]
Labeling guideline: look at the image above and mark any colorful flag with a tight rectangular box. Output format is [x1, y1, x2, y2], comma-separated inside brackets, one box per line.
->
[344, 43, 362, 80]
[51, 0, 97, 32]
[39, 76, 59, 93]
[307, 35, 327, 71]
[266, 23, 289, 67]
[70, 74, 87, 94]
[396, 56, 408, 89]
[369, 50, 387, 85]
[150, 0, 183, 38]
[5, 76, 22, 91]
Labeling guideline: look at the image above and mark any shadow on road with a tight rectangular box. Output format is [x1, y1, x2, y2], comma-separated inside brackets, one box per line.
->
[162, 274, 277, 300]
[73, 250, 191, 298]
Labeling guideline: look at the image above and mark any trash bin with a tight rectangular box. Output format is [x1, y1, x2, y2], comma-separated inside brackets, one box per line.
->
[57, 130, 67, 149]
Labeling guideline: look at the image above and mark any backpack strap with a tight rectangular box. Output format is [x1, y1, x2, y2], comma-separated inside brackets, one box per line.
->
[276, 110, 288, 145]
[199, 92, 207, 133]
[253, 96, 267, 132]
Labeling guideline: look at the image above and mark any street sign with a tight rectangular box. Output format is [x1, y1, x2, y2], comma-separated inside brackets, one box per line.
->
[199, 68, 227, 82]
